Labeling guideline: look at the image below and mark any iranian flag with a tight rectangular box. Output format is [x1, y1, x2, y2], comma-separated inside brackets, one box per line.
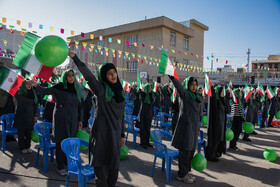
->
[121, 80, 131, 92]
[137, 72, 143, 91]
[158, 50, 179, 80]
[274, 87, 280, 96]
[229, 88, 238, 104]
[12, 32, 54, 81]
[266, 86, 274, 99]
[204, 72, 212, 97]
[256, 83, 265, 96]
[43, 83, 54, 103]
[171, 86, 177, 104]
[82, 80, 92, 92]
[244, 84, 251, 100]
[229, 81, 233, 89]
[152, 80, 159, 93]
[0, 66, 24, 96]
[250, 86, 255, 92]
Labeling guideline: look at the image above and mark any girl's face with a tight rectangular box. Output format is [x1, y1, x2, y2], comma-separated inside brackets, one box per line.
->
[220, 88, 225, 97]
[189, 81, 197, 93]
[25, 81, 32, 90]
[67, 71, 75, 84]
[106, 69, 117, 84]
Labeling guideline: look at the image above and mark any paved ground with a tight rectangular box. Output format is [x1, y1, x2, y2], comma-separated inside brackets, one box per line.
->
[0, 125, 279, 187]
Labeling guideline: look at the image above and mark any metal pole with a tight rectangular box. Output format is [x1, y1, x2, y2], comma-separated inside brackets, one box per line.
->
[247, 48, 250, 72]
[211, 53, 214, 73]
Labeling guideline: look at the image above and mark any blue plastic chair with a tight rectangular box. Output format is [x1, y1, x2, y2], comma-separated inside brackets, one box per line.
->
[88, 117, 93, 128]
[197, 130, 206, 156]
[89, 110, 95, 118]
[150, 130, 179, 184]
[125, 104, 134, 115]
[154, 107, 162, 128]
[37, 107, 45, 121]
[34, 122, 56, 173]
[125, 114, 140, 149]
[0, 113, 17, 152]
[61, 138, 95, 187]
[158, 112, 172, 132]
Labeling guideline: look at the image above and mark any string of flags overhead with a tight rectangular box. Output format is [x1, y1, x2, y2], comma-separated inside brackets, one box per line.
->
[1, 16, 235, 67]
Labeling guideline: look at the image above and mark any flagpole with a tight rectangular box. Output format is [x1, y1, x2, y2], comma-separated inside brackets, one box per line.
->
[206, 95, 210, 146]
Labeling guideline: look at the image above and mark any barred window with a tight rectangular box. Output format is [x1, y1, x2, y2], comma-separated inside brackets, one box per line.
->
[127, 61, 138, 72]
[127, 35, 138, 46]
[170, 31, 176, 47]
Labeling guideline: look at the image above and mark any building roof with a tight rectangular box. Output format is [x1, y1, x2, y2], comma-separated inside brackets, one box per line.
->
[68, 16, 208, 42]
[252, 60, 280, 64]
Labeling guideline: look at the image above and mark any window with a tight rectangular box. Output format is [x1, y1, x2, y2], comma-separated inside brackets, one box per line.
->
[269, 64, 272, 69]
[274, 64, 278, 69]
[184, 36, 189, 50]
[127, 61, 138, 72]
[170, 31, 176, 47]
[183, 59, 189, 65]
[127, 35, 138, 46]
[97, 41, 104, 48]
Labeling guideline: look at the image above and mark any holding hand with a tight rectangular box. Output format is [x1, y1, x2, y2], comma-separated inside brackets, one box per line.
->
[121, 138, 125, 147]
[68, 49, 75, 58]
[26, 80, 38, 87]
[78, 121, 83, 129]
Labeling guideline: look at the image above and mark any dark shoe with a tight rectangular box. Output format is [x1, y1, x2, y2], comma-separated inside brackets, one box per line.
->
[139, 144, 147, 149]
[267, 125, 273, 127]
[243, 138, 252, 142]
[229, 146, 239, 151]
[251, 131, 258, 135]
[146, 143, 153, 147]
[207, 157, 219, 162]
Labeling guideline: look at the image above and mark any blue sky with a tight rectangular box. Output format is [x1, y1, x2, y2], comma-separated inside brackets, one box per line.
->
[0, 0, 279, 71]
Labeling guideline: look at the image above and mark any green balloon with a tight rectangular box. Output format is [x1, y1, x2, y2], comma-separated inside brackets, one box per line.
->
[120, 145, 128, 160]
[263, 148, 277, 162]
[150, 134, 154, 143]
[225, 128, 234, 141]
[76, 130, 89, 150]
[31, 130, 39, 143]
[34, 35, 68, 67]
[243, 122, 254, 134]
[201, 116, 208, 126]
[192, 153, 207, 171]
[275, 111, 280, 120]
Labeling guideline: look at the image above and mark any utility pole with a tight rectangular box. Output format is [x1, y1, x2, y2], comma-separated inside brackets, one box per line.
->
[247, 48, 250, 72]
[211, 53, 214, 73]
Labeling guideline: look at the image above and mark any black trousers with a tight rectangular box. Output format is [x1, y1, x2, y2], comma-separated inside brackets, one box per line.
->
[55, 140, 67, 170]
[206, 142, 219, 160]
[140, 116, 152, 146]
[172, 112, 179, 134]
[17, 128, 32, 150]
[229, 116, 243, 148]
[267, 113, 275, 126]
[178, 149, 195, 178]
[94, 166, 119, 187]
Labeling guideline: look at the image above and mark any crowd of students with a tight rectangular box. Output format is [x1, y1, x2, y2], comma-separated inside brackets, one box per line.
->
[0, 49, 279, 186]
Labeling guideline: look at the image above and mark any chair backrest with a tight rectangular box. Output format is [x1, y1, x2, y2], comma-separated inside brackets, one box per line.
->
[0, 113, 15, 131]
[199, 130, 204, 140]
[151, 130, 172, 154]
[154, 107, 161, 115]
[38, 107, 45, 120]
[34, 122, 53, 145]
[126, 114, 135, 130]
[90, 110, 95, 118]
[61, 138, 89, 171]
[158, 112, 168, 124]
[88, 117, 93, 128]
[125, 104, 134, 115]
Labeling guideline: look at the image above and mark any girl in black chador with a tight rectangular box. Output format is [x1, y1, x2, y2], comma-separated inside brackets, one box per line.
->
[30, 70, 83, 176]
[69, 50, 126, 187]
[13, 80, 38, 154]
[138, 83, 154, 149]
[169, 76, 202, 184]
[206, 85, 226, 161]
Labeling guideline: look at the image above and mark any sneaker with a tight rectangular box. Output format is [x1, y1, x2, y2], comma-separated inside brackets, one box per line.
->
[26, 148, 33, 154]
[177, 174, 194, 184]
[21, 149, 28, 154]
[187, 173, 196, 181]
[57, 169, 67, 176]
